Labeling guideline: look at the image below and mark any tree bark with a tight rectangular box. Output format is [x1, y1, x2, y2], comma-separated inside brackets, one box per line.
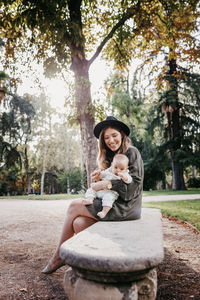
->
[66, 0, 141, 186]
[41, 142, 47, 195]
[24, 143, 32, 194]
[71, 58, 97, 186]
[65, 123, 69, 171]
[167, 57, 186, 190]
[192, 166, 197, 178]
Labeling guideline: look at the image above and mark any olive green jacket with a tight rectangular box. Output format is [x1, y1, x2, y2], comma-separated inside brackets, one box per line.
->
[87, 146, 144, 221]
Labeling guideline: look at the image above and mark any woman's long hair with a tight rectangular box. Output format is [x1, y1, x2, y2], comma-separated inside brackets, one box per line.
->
[97, 126, 132, 170]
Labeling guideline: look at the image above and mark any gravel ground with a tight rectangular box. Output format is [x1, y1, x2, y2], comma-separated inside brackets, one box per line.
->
[0, 197, 199, 300]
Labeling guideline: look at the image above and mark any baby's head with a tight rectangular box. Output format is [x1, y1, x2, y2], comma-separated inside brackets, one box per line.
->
[111, 154, 129, 176]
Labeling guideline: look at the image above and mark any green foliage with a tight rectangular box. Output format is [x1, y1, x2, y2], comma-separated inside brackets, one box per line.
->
[152, 67, 200, 169]
[58, 168, 86, 193]
[142, 141, 171, 190]
[0, 91, 35, 169]
[43, 172, 59, 194]
[4, 0, 197, 75]
[105, 71, 146, 134]
[187, 177, 200, 188]
[0, 71, 9, 81]
[0, 165, 25, 196]
[131, 1, 200, 190]
[133, 0, 200, 66]
[0, 138, 21, 168]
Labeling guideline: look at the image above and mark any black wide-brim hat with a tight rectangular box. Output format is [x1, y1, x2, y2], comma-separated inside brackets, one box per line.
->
[94, 116, 130, 138]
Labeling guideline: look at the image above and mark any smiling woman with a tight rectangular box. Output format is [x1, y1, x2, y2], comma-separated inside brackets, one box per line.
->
[104, 128, 122, 152]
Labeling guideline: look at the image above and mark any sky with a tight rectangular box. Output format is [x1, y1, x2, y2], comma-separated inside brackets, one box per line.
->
[17, 57, 112, 111]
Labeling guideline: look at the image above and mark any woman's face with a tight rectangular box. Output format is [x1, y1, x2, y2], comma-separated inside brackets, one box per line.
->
[104, 127, 122, 152]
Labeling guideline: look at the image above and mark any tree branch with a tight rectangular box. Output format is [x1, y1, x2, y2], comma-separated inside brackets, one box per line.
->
[88, 8, 136, 67]
[113, 38, 125, 59]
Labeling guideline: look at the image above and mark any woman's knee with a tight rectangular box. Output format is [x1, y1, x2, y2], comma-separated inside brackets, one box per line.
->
[73, 216, 97, 234]
[67, 199, 82, 214]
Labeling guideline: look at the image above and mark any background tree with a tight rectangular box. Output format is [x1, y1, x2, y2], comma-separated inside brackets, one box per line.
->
[0, 74, 35, 194]
[0, 0, 165, 185]
[153, 67, 200, 182]
[130, 0, 200, 189]
[0, 87, 35, 168]
[27, 94, 85, 194]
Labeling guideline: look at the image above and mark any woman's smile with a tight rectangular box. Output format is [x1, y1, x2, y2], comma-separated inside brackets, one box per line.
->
[104, 127, 122, 151]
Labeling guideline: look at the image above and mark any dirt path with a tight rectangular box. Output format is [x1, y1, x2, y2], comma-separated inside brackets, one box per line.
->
[0, 198, 199, 300]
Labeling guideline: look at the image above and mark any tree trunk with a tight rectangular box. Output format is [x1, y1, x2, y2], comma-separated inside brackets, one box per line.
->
[161, 172, 166, 190]
[24, 144, 32, 194]
[171, 106, 186, 190]
[65, 123, 69, 171]
[80, 141, 84, 190]
[71, 58, 97, 187]
[66, 0, 137, 186]
[192, 166, 197, 178]
[41, 142, 47, 195]
[167, 57, 186, 190]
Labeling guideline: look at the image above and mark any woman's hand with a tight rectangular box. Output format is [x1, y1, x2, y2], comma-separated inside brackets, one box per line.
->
[91, 180, 111, 191]
[91, 169, 101, 182]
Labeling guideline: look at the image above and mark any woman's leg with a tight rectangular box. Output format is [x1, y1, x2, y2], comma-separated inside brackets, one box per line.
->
[42, 199, 97, 273]
[73, 216, 97, 234]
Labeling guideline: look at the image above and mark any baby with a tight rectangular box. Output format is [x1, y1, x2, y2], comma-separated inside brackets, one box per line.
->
[83, 154, 132, 218]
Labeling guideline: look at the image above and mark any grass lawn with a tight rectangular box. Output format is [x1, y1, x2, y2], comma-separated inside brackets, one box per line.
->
[142, 189, 200, 196]
[143, 199, 200, 231]
[0, 193, 82, 200]
[1, 189, 200, 200]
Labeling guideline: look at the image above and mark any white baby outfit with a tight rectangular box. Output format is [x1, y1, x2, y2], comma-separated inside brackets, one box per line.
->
[85, 167, 132, 208]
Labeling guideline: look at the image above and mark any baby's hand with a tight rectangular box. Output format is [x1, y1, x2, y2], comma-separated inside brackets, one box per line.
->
[118, 171, 127, 182]
[91, 169, 101, 182]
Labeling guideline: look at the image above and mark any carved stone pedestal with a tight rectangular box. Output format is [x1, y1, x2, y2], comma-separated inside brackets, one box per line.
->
[64, 267, 157, 300]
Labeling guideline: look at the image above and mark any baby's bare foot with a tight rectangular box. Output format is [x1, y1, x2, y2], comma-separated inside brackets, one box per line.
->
[82, 199, 93, 205]
[97, 211, 107, 218]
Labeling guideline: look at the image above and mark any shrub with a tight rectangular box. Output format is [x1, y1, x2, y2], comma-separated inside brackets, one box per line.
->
[187, 177, 200, 188]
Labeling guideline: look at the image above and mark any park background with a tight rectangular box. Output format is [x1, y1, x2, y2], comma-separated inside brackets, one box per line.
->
[0, 2, 200, 299]
[0, 0, 200, 196]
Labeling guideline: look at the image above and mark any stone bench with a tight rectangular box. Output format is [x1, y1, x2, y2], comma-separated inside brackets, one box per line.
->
[60, 208, 164, 300]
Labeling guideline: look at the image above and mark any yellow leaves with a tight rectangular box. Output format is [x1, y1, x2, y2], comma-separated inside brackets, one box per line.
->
[101, 12, 110, 23]
[168, 49, 177, 61]
[104, 84, 114, 97]
[174, 10, 196, 32]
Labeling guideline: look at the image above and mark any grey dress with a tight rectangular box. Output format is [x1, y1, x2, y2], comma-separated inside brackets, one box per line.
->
[86, 146, 144, 221]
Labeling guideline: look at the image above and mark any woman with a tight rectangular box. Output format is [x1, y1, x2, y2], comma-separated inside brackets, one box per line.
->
[42, 116, 144, 274]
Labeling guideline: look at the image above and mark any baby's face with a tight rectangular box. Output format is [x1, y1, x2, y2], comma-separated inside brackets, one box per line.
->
[112, 159, 128, 176]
